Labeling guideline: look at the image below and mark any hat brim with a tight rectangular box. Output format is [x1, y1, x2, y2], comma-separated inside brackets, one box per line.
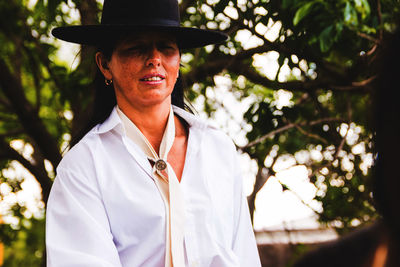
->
[51, 25, 228, 49]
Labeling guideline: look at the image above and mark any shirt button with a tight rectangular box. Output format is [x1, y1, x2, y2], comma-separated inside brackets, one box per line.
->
[155, 159, 167, 171]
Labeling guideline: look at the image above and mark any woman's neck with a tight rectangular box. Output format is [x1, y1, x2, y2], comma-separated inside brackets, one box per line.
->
[118, 101, 171, 153]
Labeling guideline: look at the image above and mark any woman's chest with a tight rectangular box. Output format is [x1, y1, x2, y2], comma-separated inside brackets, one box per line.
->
[94, 146, 235, 249]
[93, 132, 236, 255]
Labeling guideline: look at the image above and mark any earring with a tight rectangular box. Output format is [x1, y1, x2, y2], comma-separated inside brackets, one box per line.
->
[105, 79, 113, 86]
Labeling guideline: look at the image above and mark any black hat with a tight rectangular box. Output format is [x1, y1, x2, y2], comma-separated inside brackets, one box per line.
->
[52, 0, 228, 49]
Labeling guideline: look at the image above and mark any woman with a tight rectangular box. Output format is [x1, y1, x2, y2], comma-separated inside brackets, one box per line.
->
[46, 0, 261, 266]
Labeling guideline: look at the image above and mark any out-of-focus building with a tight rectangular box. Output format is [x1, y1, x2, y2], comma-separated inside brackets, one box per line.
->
[256, 227, 338, 267]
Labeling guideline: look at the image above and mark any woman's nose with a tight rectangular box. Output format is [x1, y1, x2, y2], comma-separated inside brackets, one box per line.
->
[145, 47, 161, 67]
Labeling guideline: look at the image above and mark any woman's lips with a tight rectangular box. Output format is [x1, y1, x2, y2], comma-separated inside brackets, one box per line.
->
[140, 74, 165, 84]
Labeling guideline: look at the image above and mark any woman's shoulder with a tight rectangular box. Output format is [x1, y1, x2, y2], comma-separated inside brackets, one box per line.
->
[173, 106, 235, 149]
[57, 128, 102, 173]
[203, 125, 235, 149]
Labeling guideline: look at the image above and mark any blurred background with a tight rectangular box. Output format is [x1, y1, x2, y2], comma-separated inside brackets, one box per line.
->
[0, 0, 399, 266]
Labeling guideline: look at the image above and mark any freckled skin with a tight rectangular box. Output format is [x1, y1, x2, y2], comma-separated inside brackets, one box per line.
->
[96, 32, 187, 180]
[97, 32, 181, 111]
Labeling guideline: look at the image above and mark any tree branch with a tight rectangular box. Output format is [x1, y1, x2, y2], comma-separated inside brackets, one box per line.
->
[278, 181, 322, 216]
[23, 44, 41, 111]
[247, 164, 275, 224]
[309, 122, 350, 179]
[0, 138, 52, 203]
[228, 60, 371, 93]
[294, 124, 329, 144]
[357, 32, 380, 44]
[0, 129, 25, 139]
[377, 0, 383, 41]
[240, 117, 345, 150]
[0, 59, 62, 167]
[0, 97, 12, 108]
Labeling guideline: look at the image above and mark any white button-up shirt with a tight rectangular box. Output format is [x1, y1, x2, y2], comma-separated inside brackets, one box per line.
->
[46, 105, 261, 267]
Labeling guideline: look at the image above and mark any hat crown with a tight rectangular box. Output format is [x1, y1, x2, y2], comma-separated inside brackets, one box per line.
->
[101, 0, 180, 27]
[52, 0, 227, 48]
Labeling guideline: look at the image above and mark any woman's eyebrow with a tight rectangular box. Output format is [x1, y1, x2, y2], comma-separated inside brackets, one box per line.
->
[157, 40, 177, 45]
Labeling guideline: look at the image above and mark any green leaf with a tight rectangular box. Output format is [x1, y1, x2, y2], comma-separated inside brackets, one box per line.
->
[335, 22, 344, 38]
[282, 0, 293, 9]
[354, 0, 371, 20]
[344, 2, 358, 26]
[361, 25, 376, 34]
[319, 25, 334, 52]
[293, 1, 316, 26]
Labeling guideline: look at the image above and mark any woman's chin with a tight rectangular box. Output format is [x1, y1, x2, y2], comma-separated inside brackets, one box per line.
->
[131, 97, 171, 110]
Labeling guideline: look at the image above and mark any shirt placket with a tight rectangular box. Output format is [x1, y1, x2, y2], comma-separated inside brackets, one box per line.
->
[180, 131, 202, 267]
[117, 106, 186, 267]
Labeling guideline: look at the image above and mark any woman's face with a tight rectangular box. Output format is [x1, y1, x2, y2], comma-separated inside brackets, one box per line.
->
[97, 31, 180, 110]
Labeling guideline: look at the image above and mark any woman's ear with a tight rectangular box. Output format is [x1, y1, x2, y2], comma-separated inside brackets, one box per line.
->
[95, 52, 112, 80]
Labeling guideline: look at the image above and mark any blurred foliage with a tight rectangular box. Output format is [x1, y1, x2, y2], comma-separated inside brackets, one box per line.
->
[1, 0, 400, 265]
[286, 243, 314, 267]
[1, 216, 45, 267]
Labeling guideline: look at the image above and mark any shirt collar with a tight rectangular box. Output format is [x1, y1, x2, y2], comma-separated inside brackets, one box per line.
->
[95, 107, 125, 135]
[96, 105, 209, 136]
[172, 105, 208, 130]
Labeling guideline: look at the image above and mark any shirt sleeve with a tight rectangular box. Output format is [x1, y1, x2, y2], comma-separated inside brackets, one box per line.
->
[46, 167, 122, 267]
[231, 153, 262, 267]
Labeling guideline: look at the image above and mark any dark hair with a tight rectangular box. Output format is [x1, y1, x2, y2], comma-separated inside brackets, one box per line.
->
[69, 42, 187, 148]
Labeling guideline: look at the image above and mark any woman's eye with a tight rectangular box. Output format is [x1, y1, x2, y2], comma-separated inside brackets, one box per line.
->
[128, 45, 144, 51]
[159, 43, 176, 50]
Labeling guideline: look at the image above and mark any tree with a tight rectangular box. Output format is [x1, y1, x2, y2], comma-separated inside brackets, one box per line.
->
[0, 0, 399, 265]
[180, 0, 399, 231]
[0, 0, 98, 264]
